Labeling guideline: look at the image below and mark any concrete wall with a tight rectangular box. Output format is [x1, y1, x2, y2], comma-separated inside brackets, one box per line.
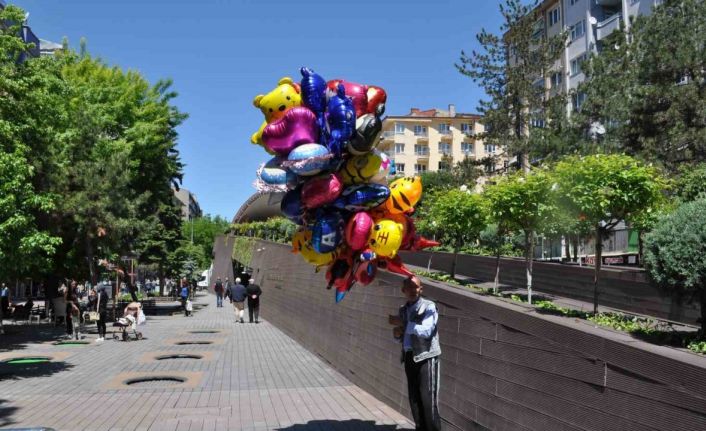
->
[210, 235, 235, 290]
[249, 240, 706, 431]
[400, 250, 701, 326]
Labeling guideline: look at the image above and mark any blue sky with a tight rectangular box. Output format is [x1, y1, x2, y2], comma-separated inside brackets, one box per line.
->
[13, 0, 503, 219]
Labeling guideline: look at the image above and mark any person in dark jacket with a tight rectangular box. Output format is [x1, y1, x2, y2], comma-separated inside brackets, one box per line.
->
[94, 284, 110, 342]
[214, 278, 224, 308]
[246, 283, 262, 323]
[229, 278, 247, 323]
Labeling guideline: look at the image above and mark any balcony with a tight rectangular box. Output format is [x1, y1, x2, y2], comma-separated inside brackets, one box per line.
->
[414, 146, 430, 159]
[439, 132, 453, 142]
[596, 13, 622, 41]
[381, 131, 395, 142]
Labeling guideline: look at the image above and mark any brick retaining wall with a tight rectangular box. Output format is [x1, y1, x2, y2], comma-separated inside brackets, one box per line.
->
[249, 240, 706, 431]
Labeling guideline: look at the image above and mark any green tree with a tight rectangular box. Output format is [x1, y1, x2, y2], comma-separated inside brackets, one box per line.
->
[181, 214, 230, 270]
[456, 0, 566, 171]
[484, 169, 555, 303]
[577, 0, 706, 170]
[675, 163, 706, 203]
[554, 154, 666, 313]
[644, 199, 706, 332]
[427, 189, 487, 278]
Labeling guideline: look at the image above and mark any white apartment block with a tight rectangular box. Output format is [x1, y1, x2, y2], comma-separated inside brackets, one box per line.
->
[531, 0, 662, 111]
[379, 106, 507, 187]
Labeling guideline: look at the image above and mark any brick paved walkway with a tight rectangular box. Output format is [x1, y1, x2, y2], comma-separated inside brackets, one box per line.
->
[0, 292, 413, 430]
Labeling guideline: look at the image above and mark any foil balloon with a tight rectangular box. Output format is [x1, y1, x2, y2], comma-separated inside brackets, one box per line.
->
[339, 151, 382, 185]
[378, 254, 414, 277]
[301, 173, 343, 209]
[327, 79, 368, 118]
[353, 259, 377, 286]
[366, 85, 387, 115]
[292, 228, 339, 267]
[251, 77, 302, 146]
[333, 183, 390, 212]
[254, 157, 289, 192]
[281, 187, 304, 224]
[262, 107, 319, 156]
[368, 219, 404, 258]
[348, 113, 382, 155]
[285, 143, 331, 176]
[326, 252, 356, 303]
[345, 212, 374, 251]
[394, 213, 440, 251]
[326, 83, 356, 157]
[300, 67, 327, 116]
[371, 151, 392, 183]
[385, 176, 423, 214]
[312, 211, 344, 254]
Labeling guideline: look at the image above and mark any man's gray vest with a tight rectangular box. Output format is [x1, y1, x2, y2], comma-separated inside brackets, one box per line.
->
[399, 297, 441, 363]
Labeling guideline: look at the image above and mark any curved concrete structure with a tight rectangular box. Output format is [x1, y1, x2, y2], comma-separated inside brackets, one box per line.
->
[232, 192, 284, 223]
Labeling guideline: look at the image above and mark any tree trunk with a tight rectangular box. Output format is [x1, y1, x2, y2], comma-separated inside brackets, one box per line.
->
[638, 231, 644, 267]
[494, 250, 501, 294]
[571, 237, 579, 262]
[701, 288, 706, 334]
[451, 248, 458, 279]
[593, 226, 603, 315]
[564, 236, 571, 263]
[85, 237, 97, 286]
[525, 231, 534, 304]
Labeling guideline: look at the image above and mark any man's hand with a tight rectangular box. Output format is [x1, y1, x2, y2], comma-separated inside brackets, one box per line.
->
[393, 326, 404, 338]
[388, 315, 402, 326]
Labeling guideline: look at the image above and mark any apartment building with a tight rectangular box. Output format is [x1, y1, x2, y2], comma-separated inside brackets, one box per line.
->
[173, 188, 202, 221]
[379, 106, 506, 186]
[529, 0, 662, 111]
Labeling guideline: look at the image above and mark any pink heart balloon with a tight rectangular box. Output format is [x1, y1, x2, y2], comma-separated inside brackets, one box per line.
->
[262, 107, 319, 156]
[301, 173, 343, 209]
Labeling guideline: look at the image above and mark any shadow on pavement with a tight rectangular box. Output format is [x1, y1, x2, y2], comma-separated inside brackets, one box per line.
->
[0, 324, 71, 353]
[0, 399, 19, 427]
[0, 360, 75, 382]
[276, 420, 412, 430]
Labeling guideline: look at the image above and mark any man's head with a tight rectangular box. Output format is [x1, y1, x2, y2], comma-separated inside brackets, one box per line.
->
[235, 277, 241, 284]
[217, 277, 222, 282]
[402, 276, 422, 303]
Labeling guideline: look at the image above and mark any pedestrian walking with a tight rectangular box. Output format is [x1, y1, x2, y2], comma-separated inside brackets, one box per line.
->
[0, 283, 9, 335]
[180, 279, 191, 317]
[246, 282, 262, 324]
[89, 284, 109, 342]
[389, 276, 441, 431]
[229, 278, 247, 323]
[214, 278, 224, 308]
[64, 280, 81, 339]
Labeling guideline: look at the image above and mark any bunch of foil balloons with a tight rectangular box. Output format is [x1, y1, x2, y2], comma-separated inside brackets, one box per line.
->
[252, 67, 439, 302]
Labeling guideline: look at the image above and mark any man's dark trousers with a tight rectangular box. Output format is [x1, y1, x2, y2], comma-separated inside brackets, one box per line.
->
[247, 298, 259, 323]
[404, 351, 441, 431]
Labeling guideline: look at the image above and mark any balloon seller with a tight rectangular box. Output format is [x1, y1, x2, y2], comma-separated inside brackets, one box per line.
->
[252, 67, 440, 303]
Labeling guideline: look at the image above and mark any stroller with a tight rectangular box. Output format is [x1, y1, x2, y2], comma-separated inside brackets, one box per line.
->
[112, 302, 145, 341]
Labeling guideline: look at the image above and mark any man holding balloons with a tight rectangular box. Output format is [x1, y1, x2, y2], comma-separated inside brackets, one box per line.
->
[390, 276, 441, 431]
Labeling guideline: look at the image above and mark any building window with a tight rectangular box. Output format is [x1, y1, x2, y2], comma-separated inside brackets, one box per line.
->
[461, 123, 474, 135]
[570, 0, 580, 6]
[438, 142, 451, 155]
[484, 144, 496, 154]
[548, 7, 560, 26]
[438, 123, 451, 135]
[530, 117, 546, 128]
[570, 20, 585, 41]
[395, 144, 405, 154]
[551, 71, 562, 88]
[570, 54, 587, 76]
[572, 92, 588, 111]
[438, 161, 449, 170]
[413, 125, 428, 136]
[414, 145, 429, 156]
[395, 123, 405, 134]
[414, 164, 428, 174]
[461, 142, 473, 154]
[396, 163, 405, 174]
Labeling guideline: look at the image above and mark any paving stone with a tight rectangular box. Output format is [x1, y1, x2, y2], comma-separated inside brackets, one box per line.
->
[0, 292, 413, 430]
